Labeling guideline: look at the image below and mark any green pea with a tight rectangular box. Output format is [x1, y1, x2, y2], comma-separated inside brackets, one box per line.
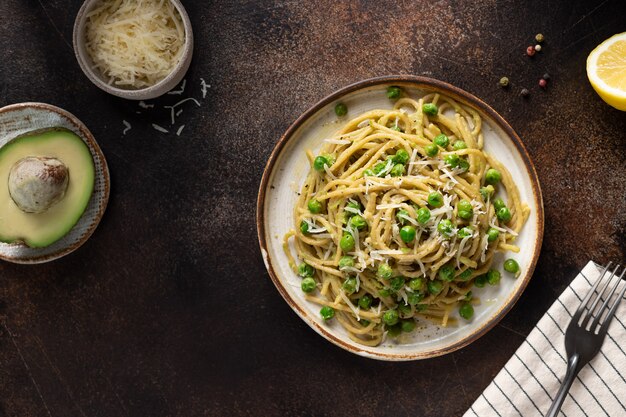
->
[340, 233, 355, 251]
[379, 288, 393, 297]
[308, 199, 323, 213]
[360, 319, 371, 327]
[393, 149, 410, 164]
[358, 294, 373, 309]
[414, 303, 428, 312]
[434, 134, 449, 148]
[398, 302, 411, 315]
[428, 192, 444, 207]
[300, 220, 309, 234]
[453, 141, 467, 150]
[345, 200, 361, 215]
[474, 274, 488, 288]
[444, 154, 460, 168]
[387, 86, 402, 100]
[320, 306, 335, 320]
[424, 143, 439, 157]
[487, 269, 501, 285]
[298, 262, 315, 277]
[465, 291, 473, 301]
[377, 263, 393, 279]
[334, 102, 347, 117]
[417, 207, 431, 224]
[313, 155, 330, 172]
[487, 228, 500, 242]
[390, 164, 405, 177]
[301, 277, 316, 293]
[497, 207, 512, 223]
[485, 168, 502, 185]
[504, 259, 520, 274]
[458, 269, 474, 281]
[349, 214, 367, 230]
[363, 169, 374, 177]
[383, 309, 399, 326]
[387, 323, 402, 337]
[493, 198, 506, 211]
[459, 303, 474, 320]
[373, 162, 387, 175]
[409, 277, 425, 291]
[399, 225, 416, 243]
[390, 276, 405, 291]
[423, 103, 438, 116]
[427, 280, 444, 295]
[458, 210, 472, 220]
[407, 292, 424, 305]
[458, 200, 473, 213]
[338, 256, 355, 269]
[458, 158, 470, 172]
[396, 209, 410, 225]
[437, 219, 453, 237]
[458, 226, 473, 238]
[438, 264, 455, 281]
[480, 185, 495, 201]
[342, 277, 357, 294]
[401, 320, 416, 333]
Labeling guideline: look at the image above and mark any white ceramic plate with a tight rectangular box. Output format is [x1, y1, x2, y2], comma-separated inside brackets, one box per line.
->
[257, 76, 543, 360]
[0, 103, 110, 264]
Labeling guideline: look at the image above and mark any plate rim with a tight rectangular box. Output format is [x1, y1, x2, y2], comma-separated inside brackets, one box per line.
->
[0, 102, 111, 264]
[256, 75, 544, 360]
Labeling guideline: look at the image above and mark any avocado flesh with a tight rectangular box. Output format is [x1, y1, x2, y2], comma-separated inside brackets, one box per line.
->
[0, 129, 95, 248]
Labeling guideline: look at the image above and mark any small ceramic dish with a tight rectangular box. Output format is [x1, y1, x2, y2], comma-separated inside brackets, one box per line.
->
[257, 75, 544, 361]
[72, 0, 193, 100]
[0, 103, 110, 264]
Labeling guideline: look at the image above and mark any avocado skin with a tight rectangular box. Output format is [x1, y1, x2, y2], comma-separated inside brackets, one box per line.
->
[0, 128, 95, 248]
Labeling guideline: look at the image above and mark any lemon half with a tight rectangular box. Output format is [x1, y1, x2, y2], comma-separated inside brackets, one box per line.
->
[587, 32, 626, 111]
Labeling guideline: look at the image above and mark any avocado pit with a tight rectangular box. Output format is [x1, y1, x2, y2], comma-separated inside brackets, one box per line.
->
[8, 156, 69, 213]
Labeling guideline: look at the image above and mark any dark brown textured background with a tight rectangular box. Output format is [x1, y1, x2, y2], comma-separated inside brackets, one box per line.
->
[0, 0, 625, 416]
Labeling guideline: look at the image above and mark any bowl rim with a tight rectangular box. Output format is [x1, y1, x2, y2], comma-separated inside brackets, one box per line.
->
[256, 75, 544, 361]
[72, 0, 194, 100]
[0, 102, 110, 264]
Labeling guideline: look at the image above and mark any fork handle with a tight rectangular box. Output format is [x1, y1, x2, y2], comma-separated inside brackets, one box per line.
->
[546, 353, 580, 417]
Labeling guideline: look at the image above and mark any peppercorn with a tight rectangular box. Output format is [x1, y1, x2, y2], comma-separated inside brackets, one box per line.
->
[539, 79, 547, 88]
[542, 73, 551, 80]
[499, 77, 509, 88]
[535, 33, 544, 43]
[520, 88, 530, 97]
[526, 46, 536, 56]
[534, 44, 542, 52]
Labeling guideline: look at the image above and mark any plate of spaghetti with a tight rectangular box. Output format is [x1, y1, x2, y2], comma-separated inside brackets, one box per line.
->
[257, 76, 543, 360]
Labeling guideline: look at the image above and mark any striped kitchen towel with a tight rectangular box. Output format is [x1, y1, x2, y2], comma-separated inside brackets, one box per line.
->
[465, 261, 626, 417]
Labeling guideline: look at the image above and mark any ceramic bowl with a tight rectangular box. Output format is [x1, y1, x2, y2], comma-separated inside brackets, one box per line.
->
[0, 103, 110, 264]
[257, 75, 544, 361]
[72, 0, 194, 100]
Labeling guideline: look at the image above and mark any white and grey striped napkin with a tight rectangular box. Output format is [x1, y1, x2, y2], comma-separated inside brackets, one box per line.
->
[465, 261, 626, 417]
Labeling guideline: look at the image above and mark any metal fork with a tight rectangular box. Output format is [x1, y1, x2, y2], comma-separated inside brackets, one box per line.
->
[546, 262, 626, 417]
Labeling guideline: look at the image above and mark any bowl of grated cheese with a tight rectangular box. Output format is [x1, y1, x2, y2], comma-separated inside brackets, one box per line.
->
[73, 0, 194, 100]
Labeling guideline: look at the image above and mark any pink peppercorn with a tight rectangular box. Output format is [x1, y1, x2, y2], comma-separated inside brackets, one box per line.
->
[526, 46, 536, 56]
[539, 78, 548, 88]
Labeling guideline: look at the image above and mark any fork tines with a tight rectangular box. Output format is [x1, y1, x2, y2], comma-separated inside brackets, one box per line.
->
[574, 262, 626, 335]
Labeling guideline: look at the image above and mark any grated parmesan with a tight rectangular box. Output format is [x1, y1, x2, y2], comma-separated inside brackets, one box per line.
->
[85, 0, 185, 89]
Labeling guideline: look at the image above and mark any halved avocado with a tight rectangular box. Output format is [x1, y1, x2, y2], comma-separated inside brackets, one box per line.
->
[0, 129, 95, 248]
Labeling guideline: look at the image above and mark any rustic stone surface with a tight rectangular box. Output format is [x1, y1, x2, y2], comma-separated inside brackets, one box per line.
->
[0, 0, 624, 416]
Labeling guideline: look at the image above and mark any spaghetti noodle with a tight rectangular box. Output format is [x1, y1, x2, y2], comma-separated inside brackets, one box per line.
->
[284, 90, 529, 346]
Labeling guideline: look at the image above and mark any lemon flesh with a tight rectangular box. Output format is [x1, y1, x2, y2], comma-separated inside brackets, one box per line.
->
[587, 33, 626, 111]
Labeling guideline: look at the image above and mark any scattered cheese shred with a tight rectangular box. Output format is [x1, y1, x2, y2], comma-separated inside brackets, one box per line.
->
[85, 0, 185, 89]
[122, 120, 131, 134]
[152, 123, 169, 133]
